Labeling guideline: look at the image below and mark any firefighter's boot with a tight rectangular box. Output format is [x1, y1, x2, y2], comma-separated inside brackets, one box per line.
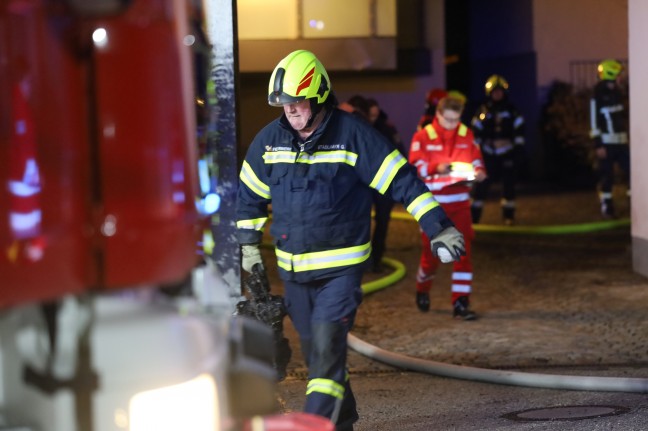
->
[416, 292, 430, 312]
[453, 296, 477, 321]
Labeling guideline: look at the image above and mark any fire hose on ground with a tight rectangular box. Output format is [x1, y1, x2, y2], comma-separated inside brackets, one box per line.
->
[349, 217, 648, 393]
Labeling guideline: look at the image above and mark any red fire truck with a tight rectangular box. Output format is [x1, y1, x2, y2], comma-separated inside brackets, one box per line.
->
[0, 1, 331, 430]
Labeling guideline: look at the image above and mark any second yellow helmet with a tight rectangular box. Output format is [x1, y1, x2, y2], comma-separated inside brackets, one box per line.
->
[484, 74, 509, 96]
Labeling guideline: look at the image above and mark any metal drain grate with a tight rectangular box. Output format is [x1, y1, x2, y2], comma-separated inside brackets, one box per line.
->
[502, 405, 630, 422]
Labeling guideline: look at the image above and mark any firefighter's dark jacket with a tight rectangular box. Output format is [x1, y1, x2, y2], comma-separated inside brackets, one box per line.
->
[236, 108, 454, 283]
[589, 80, 629, 148]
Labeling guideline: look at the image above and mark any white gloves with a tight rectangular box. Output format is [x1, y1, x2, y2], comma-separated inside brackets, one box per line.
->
[241, 244, 263, 273]
[430, 227, 466, 263]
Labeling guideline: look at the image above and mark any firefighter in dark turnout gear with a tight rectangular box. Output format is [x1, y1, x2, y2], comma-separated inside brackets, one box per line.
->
[470, 75, 525, 225]
[589, 59, 630, 218]
[236, 50, 465, 431]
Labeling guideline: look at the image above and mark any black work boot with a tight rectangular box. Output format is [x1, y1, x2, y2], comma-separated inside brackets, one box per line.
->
[416, 292, 430, 312]
[453, 296, 477, 321]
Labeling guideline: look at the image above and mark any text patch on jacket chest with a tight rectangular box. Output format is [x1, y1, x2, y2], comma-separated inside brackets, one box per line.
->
[426, 144, 443, 151]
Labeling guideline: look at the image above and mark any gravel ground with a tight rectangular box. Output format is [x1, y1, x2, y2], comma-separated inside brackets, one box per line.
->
[263, 183, 648, 429]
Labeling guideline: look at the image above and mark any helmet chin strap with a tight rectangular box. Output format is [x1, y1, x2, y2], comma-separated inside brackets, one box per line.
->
[305, 98, 324, 129]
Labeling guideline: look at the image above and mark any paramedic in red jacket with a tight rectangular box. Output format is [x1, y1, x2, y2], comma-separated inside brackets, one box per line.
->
[409, 96, 487, 320]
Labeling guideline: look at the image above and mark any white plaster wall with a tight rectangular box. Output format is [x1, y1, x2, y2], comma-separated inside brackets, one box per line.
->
[629, 0, 648, 266]
[533, 0, 628, 88]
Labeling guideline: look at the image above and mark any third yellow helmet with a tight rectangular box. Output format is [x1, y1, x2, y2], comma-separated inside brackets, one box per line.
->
[484, 74, 509, 96]
[597, 59, 622, 81]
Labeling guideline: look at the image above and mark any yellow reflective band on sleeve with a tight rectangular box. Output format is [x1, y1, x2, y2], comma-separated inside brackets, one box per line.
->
[240, 161, 270, 199]
[275, 242, 371, 272]
[236, 217, 268, 231]
[458, 124, 468, 136]
[425, 124, 438, 140]
[369, 149, 407, 194]
[406, 192, 439, 221]
[306, 378, 345, 400]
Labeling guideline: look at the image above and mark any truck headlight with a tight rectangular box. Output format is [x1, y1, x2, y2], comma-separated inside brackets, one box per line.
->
[129, 374, 218, 431]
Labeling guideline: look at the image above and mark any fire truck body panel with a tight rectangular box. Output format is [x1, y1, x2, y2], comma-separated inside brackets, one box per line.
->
[0, 1, 333, 429]
[1, 0, 202, 309]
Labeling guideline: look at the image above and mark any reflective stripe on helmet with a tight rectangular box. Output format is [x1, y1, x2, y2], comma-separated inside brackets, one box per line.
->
[268, 50, 331, 106]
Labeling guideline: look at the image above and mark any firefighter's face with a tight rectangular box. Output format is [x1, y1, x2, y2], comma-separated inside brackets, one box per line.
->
[491, 87, 504, 101]
[283, 99, 312, 131]
[368, 105, 380, 124]
[437, 109, 461, 130]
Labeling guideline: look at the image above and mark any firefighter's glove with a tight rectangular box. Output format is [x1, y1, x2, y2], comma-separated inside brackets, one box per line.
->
[241, 244, 264, 274]
[430, 227, 465, 263]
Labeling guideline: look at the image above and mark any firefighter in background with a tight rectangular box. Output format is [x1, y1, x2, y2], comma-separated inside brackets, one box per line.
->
[589, 59, 630, 218]
[409, 95, 486, 320]
[470, 75, 525, 225]
[417, 88, 448, 130]
[236, 50, 465, 430]
[340, 95, 407, 273]
[366, 97, 407, 272]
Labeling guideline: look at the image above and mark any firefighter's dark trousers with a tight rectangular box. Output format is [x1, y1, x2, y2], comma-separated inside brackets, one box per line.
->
[598, 144, 630, 214]
[284, 272, 364, 430]
[472, 150, 518, 223]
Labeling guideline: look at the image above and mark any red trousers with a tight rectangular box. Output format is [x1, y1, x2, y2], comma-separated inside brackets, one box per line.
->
[416, 201, 475, 304]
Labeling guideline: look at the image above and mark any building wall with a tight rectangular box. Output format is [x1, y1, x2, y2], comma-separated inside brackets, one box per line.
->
[235, 0, 647, 277]
[628, 0, 648, 277]
[238, 0, 446, 152]
[533, 0, 628, 91]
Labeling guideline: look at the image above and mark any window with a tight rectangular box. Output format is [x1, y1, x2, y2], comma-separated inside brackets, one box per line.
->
[237, 0, 397, 71]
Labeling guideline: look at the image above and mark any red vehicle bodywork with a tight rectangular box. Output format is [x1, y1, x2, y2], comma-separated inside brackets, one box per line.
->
[0, 0, 203, 308]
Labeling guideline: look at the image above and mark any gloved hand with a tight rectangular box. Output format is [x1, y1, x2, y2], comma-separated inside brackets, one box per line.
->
[430, 227, 466, 263]
[241, 244, 264, 273]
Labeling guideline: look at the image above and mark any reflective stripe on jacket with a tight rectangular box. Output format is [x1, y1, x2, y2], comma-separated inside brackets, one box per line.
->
[589, 80, 629, 147]
[471, 99, 525, 155]
[409, 120, 485, 208]
[236, 108, 453, 282]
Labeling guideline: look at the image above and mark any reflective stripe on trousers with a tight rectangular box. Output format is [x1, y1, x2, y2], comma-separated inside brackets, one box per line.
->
[283, 273, 363, 427]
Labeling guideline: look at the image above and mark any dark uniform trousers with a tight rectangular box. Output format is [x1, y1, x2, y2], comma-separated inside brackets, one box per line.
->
[283, 272, 364, 430]
[472, 149, 518, 222]
[598, 144, 630, 202]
